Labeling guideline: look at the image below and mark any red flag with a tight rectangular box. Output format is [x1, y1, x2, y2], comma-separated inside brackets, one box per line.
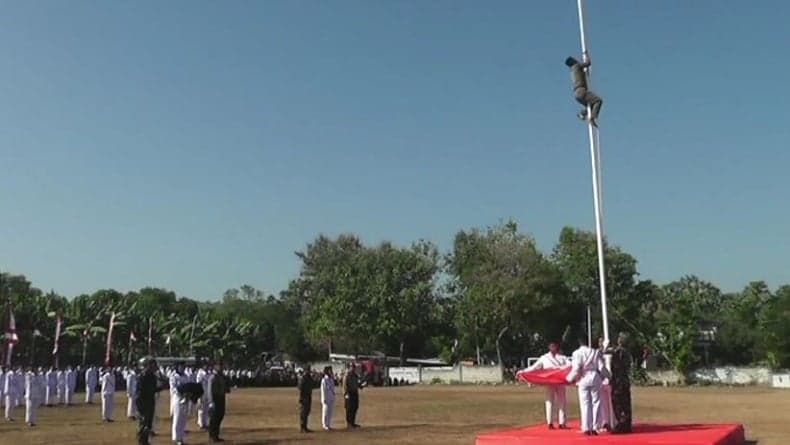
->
[52, 309, 63, 355]
[516, 365, 573, 385]
[105, 312, 116, 365]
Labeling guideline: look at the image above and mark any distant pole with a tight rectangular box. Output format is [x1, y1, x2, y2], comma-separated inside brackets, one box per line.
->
[576, 0, 610, 344]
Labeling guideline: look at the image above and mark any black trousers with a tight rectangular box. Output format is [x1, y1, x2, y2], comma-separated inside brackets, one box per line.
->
[345, 392, 359, 426]
[136, 402, 155, 445]
[299, 399, 311, 429]
[209, 400, 226, 440]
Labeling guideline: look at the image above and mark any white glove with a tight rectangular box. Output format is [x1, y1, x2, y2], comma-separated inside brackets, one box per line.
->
[603, 339, 610, 350]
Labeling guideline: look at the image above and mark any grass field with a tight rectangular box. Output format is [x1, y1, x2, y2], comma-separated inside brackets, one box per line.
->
[0, 385, 784, 445]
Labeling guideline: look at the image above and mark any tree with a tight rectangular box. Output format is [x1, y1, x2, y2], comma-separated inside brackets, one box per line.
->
[447, 221, 564, 365]
[714, 281, 772, 365]
[550, 227, 646, 345]
[761, 285, 790, 369]
[368, 241, 440, 365]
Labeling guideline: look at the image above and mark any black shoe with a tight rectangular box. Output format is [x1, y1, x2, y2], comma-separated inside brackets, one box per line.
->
[548, 424, 555, 430]
[352, 424, 361, 428]
[558, 424, 569, 430]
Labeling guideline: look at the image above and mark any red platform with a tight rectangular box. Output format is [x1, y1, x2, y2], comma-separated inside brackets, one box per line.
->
[476, 422, 745, 445]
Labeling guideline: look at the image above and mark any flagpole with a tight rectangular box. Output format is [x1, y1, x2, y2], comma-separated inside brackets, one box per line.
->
[576, 0, 610, 344]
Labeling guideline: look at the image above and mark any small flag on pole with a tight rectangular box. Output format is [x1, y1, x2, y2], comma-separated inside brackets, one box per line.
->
[4, 303, 18, 366]
[105, 312, 116, 365]
[5, 305, 19, 344]
[53, 309, 63, 355]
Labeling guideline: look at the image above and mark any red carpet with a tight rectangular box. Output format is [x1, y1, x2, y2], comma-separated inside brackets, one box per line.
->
[476, 422, 745, 445]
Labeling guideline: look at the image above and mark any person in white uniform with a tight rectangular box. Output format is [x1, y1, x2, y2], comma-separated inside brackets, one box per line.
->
[126, 367, 138, 419]
[85, 365, 98, 404]
[56, 367, 66, 405]
[0, 367, 5, 410]
[45, 367, 57, 406]
[64, 366, 76, 406]
[320, 366, 336, 431]
[525, 341, 569, 430]
[24, 367, 43, 426]
[567, 337, 607, 436]
[4, 367, 17, 421]
[14, 368, 24, 407]
[196, 364, 210, 430]
[100, 366, 116, 422]
[169, 363, 188, 445]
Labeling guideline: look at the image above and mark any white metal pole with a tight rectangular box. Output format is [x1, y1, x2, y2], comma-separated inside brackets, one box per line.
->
[576, 0, 610, 344]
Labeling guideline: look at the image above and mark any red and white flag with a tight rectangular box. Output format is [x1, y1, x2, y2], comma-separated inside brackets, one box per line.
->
[105, 312, 116, 365]
[516, 365, 573, 386]
[5, 304, 18, 344]
[4, 304, 18, 366]
[52, 309, 63, 355]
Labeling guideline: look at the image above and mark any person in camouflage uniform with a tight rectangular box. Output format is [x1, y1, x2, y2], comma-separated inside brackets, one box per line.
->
[610, 333, 632, 434]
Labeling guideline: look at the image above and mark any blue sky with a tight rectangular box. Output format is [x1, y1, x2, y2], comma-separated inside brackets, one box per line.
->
[1, 1, 788, 299]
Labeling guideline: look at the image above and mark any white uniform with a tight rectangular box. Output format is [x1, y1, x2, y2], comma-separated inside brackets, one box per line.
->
[4, 371, 17, 420]
[321, 374, 336, 430]
[101, 370, 116, 421]
[526, 352, 569, 426]
[567, 345, 605, 433]
[169, 371, 187, 443]
[25, 371, 43, 425]
[126, 370, 138, 418]
[14, 370, 24, 407]
[85, 367, 98, 403]
[45, 370, 57, 406]
[196, 369, 210, 428]
[65, 368, 76, 405]
[56, 370, 66, 405]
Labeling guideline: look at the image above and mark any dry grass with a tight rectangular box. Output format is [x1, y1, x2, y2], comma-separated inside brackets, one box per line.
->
[0, 385, 785, 445]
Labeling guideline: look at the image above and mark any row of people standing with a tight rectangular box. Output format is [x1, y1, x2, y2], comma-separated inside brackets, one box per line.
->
[298, 362, 363, 433]
[2, 365, 118, 426]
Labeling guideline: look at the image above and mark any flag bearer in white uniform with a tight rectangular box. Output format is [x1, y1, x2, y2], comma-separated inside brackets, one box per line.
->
[101, 366, 116, 422]
[567, 338, 607, 436]
[525, 341, 569, 430]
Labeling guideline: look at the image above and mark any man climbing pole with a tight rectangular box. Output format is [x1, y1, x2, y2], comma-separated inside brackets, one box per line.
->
[565, 54, 603, 126]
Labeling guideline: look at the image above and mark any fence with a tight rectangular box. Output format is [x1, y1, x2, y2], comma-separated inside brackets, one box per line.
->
[647, 366, 774, 385]
[388, 365, 503, 384]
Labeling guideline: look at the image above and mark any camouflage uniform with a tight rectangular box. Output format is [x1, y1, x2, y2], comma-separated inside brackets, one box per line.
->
[610, 347, 632, 433]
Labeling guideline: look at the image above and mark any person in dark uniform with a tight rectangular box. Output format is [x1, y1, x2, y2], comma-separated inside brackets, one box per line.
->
[565, 55, 603, 126]
[343, 363, 361, 429]
[208, 361, 230, 443]
[297, 366, 314, 433]
[606, 333, 631, 434]
[135, 357, 164, 445]
[610, 333, 632, 434]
